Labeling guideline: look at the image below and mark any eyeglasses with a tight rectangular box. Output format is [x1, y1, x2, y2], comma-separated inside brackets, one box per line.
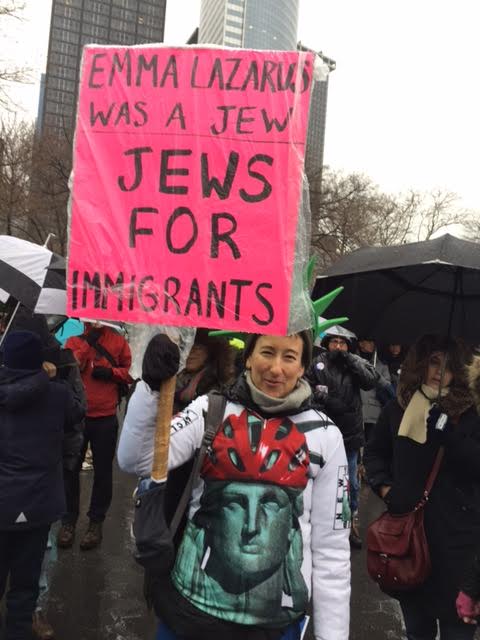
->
[329, 338, 347, 346]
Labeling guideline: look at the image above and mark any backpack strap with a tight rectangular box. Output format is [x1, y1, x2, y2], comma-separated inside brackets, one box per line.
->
[82, 336, 119, 368]
[169, 391, 227, 536]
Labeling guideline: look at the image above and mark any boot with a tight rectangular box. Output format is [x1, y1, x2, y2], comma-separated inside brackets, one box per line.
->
[350, 513, 362, 549]
[80, 521, 103, 551]
[32, 610, 54, 639]
[57, 523, 75, 549]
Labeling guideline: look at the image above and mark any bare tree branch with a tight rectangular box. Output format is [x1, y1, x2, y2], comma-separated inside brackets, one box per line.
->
[309, 168, 469, 273]
[0, 1, 31, 110]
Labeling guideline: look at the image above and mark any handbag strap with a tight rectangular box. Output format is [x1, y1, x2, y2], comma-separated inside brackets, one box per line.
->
[169, 391, 227, 535]
[415, 446, 444, 510]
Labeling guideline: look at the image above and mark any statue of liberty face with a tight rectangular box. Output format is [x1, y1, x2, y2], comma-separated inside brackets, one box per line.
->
[203, 482, 296, 588]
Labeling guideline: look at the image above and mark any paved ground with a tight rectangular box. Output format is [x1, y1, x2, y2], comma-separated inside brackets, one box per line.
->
[39, 467, 404, 640]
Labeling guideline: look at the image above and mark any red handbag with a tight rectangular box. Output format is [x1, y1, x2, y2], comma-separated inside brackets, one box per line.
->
[367, 448, 444, 591]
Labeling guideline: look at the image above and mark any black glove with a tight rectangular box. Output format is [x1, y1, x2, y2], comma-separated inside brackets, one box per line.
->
[142, 334, 180, 391]
[426, 404, 453, 442]
[92, 366, 113, 381]
[328, 349, 346, 362]
[85, 328, 102, 346]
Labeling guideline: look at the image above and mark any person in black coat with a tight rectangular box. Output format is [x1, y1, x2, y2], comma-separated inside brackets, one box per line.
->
[0, 330, 84, 640]
[364, 334, 480, 640]
[306, 328, 378, 549]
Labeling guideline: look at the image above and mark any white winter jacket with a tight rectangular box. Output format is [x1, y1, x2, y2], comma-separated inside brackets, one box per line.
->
[118, 380, 351, 640]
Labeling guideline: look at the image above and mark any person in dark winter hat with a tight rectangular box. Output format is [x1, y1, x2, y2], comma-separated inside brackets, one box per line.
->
[377, 342, 407, 388]
[6, 310, 87, 640]
[2, 330, 44, 370]
[0, 330, 84, 640]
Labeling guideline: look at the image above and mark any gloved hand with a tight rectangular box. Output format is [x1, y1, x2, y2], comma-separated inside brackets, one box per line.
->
[456, 591, 480, 623]
[142, 334, 180, 391]
[328, 349, 347, 362]
[92, 366, 113, 381]
[85, 328, 102, 346]
[426, 404, 453, 442]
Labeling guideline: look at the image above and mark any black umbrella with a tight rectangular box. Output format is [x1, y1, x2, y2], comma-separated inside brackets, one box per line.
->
[312, 234, 480, 345]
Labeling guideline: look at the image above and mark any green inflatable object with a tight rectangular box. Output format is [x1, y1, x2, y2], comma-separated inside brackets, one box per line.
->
[209, 258, 349, 342]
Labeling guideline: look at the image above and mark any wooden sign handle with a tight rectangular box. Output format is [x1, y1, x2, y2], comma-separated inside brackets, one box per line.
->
[151, 375, 177, 483]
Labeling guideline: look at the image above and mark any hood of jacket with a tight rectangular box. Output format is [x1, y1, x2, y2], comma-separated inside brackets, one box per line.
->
[0, 368, 50, 411]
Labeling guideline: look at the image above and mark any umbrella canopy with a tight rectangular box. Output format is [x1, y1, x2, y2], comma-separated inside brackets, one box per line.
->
[312, 234, 480, 345]
[0, 235, 66, 315]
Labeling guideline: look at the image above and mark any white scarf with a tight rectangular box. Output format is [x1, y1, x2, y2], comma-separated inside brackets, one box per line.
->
[398, 384, 448, 443]
[245, 371, 312, 415]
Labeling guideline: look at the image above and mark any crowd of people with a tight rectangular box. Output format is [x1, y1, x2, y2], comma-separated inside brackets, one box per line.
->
[1, 305, 480, 640]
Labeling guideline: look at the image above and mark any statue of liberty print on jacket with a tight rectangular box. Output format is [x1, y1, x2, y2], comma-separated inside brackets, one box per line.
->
[172, 410, 310, 626]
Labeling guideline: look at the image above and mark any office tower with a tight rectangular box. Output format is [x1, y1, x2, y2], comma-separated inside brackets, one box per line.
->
[41, 0, 166, 137]
[299, 48, 336, 182]
[199, 0, 299, 51]
[198, 1, 333, 182]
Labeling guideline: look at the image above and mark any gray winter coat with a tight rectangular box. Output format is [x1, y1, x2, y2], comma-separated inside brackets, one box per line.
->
[360, 355, 391, 424]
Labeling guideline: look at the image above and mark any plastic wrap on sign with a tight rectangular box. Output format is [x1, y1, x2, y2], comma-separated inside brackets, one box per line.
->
[127, 324, 196, 380]
[67, 46, 314, 335]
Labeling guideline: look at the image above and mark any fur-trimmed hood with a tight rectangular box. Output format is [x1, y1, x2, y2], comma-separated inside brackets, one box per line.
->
[467, 355, 480, 413]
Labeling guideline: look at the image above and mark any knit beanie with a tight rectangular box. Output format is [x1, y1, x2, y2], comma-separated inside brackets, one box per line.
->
[244, 330, 313, 369]
[142, 334, 180, 391]
[2, 330, 44, 370]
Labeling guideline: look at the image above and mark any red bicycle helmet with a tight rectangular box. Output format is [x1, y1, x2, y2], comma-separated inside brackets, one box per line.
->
[202, 410, 310, 488]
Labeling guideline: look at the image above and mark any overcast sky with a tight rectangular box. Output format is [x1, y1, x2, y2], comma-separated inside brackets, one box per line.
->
[2, 0, 480, 211]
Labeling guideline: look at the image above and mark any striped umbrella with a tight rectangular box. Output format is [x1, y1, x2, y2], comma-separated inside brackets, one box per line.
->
[0, 235, 66, 315]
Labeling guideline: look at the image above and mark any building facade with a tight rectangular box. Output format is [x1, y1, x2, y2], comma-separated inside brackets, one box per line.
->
[40, 0, 166, 137]
[301, 49, 336, 182]
[199, 0, 299, 51]
[198, 0, 333, 183]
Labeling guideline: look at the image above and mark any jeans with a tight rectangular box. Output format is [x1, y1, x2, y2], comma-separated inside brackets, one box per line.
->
[36, 523, 59, 610]
[400, 598, 477, 640]
[155, 617, 307, 640]
[0, 526, 49, 640]
[63, 415, 119, 524]
[346, 449, 360, 514]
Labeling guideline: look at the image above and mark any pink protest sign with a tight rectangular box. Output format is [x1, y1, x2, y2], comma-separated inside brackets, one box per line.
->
[67, 46, 314, 333]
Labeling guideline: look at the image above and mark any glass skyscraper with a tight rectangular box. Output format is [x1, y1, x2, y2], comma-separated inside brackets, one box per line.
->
[41, 0, 166, 136]
[199, 0, 299, 51]
[198, 0, 333, 181]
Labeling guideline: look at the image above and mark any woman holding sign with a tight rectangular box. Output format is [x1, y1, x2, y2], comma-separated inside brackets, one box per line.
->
[119, 324, 351, 640]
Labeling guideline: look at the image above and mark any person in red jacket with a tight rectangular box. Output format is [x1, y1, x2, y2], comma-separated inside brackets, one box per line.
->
[57, 322, 132, 551]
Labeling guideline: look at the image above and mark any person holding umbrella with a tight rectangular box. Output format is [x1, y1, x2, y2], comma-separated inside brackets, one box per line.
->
[364, 334, 480, 639]
[118, 325, 351, 640]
